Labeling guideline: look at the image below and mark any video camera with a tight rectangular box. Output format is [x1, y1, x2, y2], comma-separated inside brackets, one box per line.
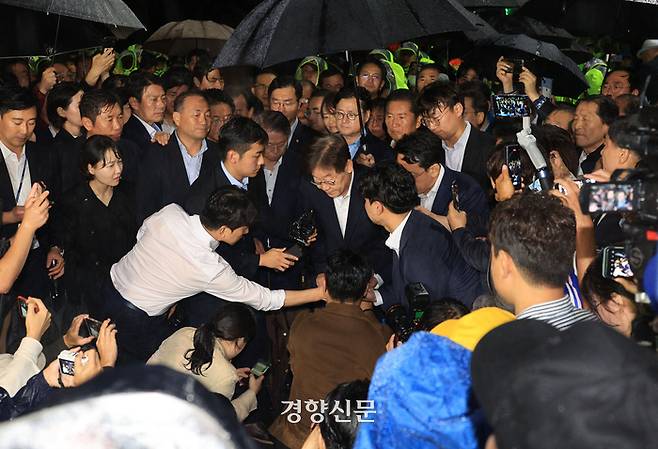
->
[579, 117, 658, 311]
[385, 282, 430, 344]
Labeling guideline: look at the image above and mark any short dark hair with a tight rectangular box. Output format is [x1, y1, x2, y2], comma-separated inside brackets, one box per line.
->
[127, 72, 163, 102]
[581, 254, 634, 317]
[305, 134, 350, 173]
[310, 88, 331, 102]
[200, 185, 258, 231]
[319, 380, 370, 449]
[217, 117, 268, 158]
[605, 68, 643, 92]
[185, 303, 256, 375]
[46, 82, 83, 128]
[417, 82, 461, 116]
[386, 89, 419, 117]
[101, 74, 129, 90]
[616, 94, 641, 116]
[318, 66, 344, 85]
[607, 112, 656, 160]
[191, 59, 217, 83]
[358, 57, 386, 79]
[81, 135, 122, 180]
[268, 75, 302, 101]
[578, 95, 619, 126]
[253, 110, 291, 136]
[322, 92, 338, 112]
[224, 85, 264, 115]
[486, 142, 535, 185]
[325, 249, 373, 302]
[456, 62, 479, 80]
[162, 66, 194, 91]
[334, 85, 371, 112]
[173, 89, 207, 112]
[458, 80, 491, 114]
[419, 298, 469, 331]
[203, 88, 235, 112]
[0, 86, 37, 116]
[79, 89, 121, 122]
[533, 124, 580, 177]
[358, 161, 419, 214]
[395, 128, 444, 169]
[489, 191, 576, 288]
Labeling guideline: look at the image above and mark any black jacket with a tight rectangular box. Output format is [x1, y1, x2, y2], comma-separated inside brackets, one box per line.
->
[121, 115, 153, 156]
[354, 132, 395, 163]
[136, 137, 220, 224]
[287, 121, 319, 155]
[461, 125, 496, 192]
[0, 373, 52, 422]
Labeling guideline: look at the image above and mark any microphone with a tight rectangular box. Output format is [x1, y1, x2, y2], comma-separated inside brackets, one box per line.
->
[516, 118, 553, 191]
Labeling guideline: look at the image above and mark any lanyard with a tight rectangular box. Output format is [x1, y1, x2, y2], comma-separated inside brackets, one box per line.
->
[14, 156, 27, 204]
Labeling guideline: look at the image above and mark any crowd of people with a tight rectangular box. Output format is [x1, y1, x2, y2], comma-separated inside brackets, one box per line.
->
[0, 31, 656, 449]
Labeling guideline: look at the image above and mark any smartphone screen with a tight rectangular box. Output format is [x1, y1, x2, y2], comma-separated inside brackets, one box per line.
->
[505, 144, 523, 189]
[602, 246, 634, 279]
[451, 180, 460, 211]
[251, 360, 271, 377]
[493, 94, 530, 118]
[18, 296, 28, 318]
[583, 183, 637, 214]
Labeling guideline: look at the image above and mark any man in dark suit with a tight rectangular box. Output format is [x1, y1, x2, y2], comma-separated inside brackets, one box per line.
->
[360, 161, 484, 310]
[395, 128, 489, 236]
[418, 82, 495, 191]
[121, 72, 168, 154]
[0, 86, 64, 350]
[136, 90, 220, 224]
[334, 86, 393, 166]
[268, 76, 318, 156]
[299, 134, 392, 282]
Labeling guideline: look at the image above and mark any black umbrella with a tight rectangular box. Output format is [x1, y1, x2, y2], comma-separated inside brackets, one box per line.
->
[0, 0, 144, 30]
[485, 14, 575, 47]
[460, 0, 529, 7]
[214, 0, 477, 68]
[465, 33, 588, 97]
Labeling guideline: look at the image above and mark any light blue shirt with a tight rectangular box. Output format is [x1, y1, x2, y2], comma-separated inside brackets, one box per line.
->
[348, 137, 361, 159]
[220, 161, 249, 190]
[175, 133, 208, 185]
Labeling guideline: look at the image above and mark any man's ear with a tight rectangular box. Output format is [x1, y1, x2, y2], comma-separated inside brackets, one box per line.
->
[362, 109, 371, 124]
[631, 89, 639, 96]
[415, 115, 422, 130]
[427, 163, 441, 178]
[476, 111, 485, 127]
[454, 102, 464, 118]
[81, 117, 94, 132]
[226, 148, 240, 164]
[345, 158, 354, 174]
[172, 111, 181, 128]
[128, 97, 139, 111]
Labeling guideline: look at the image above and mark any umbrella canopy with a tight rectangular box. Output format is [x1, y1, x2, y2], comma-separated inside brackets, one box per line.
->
[144, 20, 234, 57]
[460, 0, 529, 7]
[0, 0, 145, 30]
[465, 33, 588, 97]
[485, 14, 574, 47]
[214, 0, 477, 68]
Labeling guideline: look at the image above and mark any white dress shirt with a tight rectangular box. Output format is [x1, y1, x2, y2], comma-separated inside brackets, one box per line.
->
[110, 204, 285, 316]
[442, 121, 471, 172]
[333, 172, 354, 238]
[384, 211, 412, 256]
[175, 132, 208, 185]
[0, 141, 31, 206]
[221, 161, 249, 190]
[135, 114, 161, 140]
[418, 166, 445, 211]
[263, 157, 283, 205]
[287, 118, 299, 147]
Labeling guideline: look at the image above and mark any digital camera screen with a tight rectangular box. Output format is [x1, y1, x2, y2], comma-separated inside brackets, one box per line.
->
[587, 183, 637, 213]
[493, 94, 530, 118]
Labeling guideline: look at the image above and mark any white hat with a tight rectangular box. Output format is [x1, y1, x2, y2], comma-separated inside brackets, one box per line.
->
[637, 39, 658, 58]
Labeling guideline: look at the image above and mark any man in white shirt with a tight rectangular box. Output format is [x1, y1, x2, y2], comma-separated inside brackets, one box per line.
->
[102, 186, 326, 363]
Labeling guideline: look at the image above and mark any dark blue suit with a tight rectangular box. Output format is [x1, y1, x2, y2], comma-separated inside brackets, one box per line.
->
[287, 121, 319, 156]
[430, 166, 489, 236]
[354, 132, 394, 163]
[299, 170, 393, 282]
[381, 210, 484, 310]
[121, 115, 154, 157]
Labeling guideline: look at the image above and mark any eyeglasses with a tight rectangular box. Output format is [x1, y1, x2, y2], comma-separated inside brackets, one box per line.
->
[421, 107, 449, 128]
[212, 114, 233, 125]
[267, 141, 287, 151]
[206, 73, 224, 84]
[334, 110, 359, 121]
[271, 100, 296, 109]
[311, 177, 337, 187]
[359, 72, 382, 81]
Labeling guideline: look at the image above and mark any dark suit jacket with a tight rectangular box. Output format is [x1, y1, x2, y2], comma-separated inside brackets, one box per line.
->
[121, 115, 153, 156]
[461, 125, 496, 192]
[299, 170, 393, 281]
[381, 210, 484, 310]
[136, 137, 220, 224]
[287, 121, 318, 155]
[579, 144, 604, 175]
[183, 162, 260, 280]
[430, 166, 489, 236]
[354, 132, 394, 163]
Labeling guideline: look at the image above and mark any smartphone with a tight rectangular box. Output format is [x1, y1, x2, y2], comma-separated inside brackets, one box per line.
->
[79, 317, 102, 339]
[602, 246, 634, 279]
[251, 360, 271, 378]
[580, 182, 638, 214]
[451, 180, 461, 212]
[285, 244, 303, 259]
[58, 350, 76, 376]
[492, 94, 530, 118]
[17, 295, 29, 318]
[505, 144, 523, 189]
[504, 58, 524, 82]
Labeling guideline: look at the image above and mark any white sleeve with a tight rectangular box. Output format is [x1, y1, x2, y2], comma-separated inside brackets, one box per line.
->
[0, 337, 44, 397]
[205, 264, 285, 311]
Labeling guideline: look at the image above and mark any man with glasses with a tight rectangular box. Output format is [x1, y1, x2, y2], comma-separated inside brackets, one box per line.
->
[299, 134, 392, 284]
[417, 82, 495, 191]
[356, 58, 387, 99]
[136, 90, 221, 225]
[252, 69, 278, 109]
[268, 76, 318, 156]
[601, 70, 639, 100]
[204, 89, 235, 143]
[334, 86, 392, 167]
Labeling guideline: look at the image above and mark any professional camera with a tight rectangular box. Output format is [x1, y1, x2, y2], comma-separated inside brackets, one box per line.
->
[287, 209, 316, 258]
[385, 282, 430, 343]
[579, 111, 658, 310]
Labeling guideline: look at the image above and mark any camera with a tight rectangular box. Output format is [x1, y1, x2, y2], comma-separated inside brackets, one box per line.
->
[79, 317, 102, 339]
[505, 143, 523, 189]
[58, 350, 76, 376]
[287, 209, 316, 257]
[492, 94, 530, 118]
[503, 58, 524, 83]
[385, 282, 430, 343]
